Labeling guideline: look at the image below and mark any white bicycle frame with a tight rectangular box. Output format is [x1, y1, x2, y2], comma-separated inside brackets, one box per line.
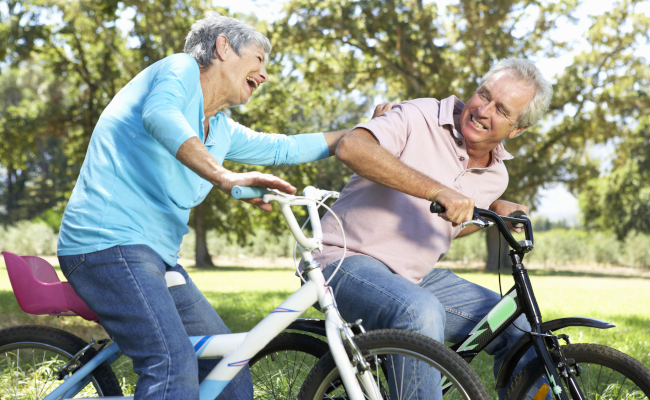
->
[56, 187, 381, 400]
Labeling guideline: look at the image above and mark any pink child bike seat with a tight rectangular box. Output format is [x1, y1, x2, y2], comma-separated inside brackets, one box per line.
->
[1, 251, 98, 322]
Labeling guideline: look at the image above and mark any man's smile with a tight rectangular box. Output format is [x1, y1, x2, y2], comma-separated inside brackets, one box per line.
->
[471, 114, 486, 130]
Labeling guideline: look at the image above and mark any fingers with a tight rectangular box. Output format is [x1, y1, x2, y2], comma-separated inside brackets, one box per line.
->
[371, 102, 396, 119]
[243, 198, 274, 212]
[430, 188, 475, 225]
[220, 171, 296, 211]
[246, 173, 296, 195]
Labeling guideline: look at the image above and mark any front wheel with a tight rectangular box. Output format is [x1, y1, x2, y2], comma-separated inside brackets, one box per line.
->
[250, 332, 329, 400]
[298, 329, 490, 400]
[505, 343, 650, 400]
[0, 325, 123, 399]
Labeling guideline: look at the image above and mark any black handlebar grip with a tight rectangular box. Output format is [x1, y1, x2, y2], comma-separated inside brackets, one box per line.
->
[509, 210, 528, 228]
[430, 202, 446, 214]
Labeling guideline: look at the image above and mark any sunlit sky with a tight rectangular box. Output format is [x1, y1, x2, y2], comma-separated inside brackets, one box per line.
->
[213, 0, 650, 222]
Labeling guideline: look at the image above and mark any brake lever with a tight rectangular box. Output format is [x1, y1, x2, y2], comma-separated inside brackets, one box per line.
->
[460, 218, 494, 229]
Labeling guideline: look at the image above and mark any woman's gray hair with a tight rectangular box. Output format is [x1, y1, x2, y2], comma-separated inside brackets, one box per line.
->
[478, 58, 553, 133]
[184, 12, 272, 69]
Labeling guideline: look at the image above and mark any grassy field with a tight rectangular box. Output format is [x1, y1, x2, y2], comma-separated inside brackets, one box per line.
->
[1, 261, 649, 397]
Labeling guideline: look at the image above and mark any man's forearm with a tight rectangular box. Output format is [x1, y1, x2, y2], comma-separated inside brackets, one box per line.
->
[336, 128, 445, 200]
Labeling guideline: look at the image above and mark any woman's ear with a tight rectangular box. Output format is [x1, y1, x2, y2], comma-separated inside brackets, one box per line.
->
[215, 35, 229, 61]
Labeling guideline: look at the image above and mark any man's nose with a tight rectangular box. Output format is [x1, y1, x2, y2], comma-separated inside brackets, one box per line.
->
[477, 100, 494, 116]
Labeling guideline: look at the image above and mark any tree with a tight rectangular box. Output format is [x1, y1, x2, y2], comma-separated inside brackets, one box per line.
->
[272, 0, 581, 269]
[548, 0, 650, 240]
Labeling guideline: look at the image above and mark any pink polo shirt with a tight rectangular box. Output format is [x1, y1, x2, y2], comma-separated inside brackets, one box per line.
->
[315, 96, 513, 284]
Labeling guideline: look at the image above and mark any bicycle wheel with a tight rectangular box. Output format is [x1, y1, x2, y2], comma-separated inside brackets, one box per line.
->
[0, 325, 123, 399]
[298, 329, 490, 400]
[505, 343, 650, 400]
[251, 332, 329, 400]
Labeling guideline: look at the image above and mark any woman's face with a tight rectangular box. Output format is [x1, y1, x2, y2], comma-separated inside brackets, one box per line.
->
[221, 43, 269, 107]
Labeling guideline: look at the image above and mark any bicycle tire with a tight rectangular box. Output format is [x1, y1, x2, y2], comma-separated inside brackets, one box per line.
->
[505, 343, 650, 400]
[298, 329, 490, 400]
[0, 325, 123, 399]
[251, 332, 329, 400]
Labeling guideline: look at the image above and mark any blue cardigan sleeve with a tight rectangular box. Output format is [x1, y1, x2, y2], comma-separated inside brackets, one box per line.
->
[142, 54, 201, 156]
[222, 116, 329, 165]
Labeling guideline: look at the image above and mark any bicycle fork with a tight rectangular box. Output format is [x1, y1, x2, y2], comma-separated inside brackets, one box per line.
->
[306, 262, 383, 400]
[512, 253, 585, 400]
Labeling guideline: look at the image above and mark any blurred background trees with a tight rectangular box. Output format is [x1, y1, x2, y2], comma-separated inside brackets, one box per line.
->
[1, 0, 648, 268]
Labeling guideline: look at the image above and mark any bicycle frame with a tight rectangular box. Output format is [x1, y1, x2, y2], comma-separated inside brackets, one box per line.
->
[47, 188, 377, 400]
[279, 207, 618, 400]
[447, 208, 614, 400]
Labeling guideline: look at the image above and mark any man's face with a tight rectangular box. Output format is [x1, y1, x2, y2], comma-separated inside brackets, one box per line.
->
[459, 72, 535, 150]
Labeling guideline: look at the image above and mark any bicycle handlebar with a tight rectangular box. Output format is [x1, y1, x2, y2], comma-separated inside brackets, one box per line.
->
[430, 202, 534, 253]
[231, 186, 340, 254]
[231, 186, 268, 199]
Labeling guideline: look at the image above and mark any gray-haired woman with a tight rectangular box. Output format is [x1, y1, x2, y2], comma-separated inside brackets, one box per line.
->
[56, 12, 351, 399]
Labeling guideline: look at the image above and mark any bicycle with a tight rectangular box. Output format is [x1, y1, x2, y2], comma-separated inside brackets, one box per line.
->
[253, 203, 650, 399]
[0, 186, 490, 400]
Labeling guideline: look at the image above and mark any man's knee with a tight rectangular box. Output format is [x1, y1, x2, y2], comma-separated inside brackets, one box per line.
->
[392, 297, 446, 343]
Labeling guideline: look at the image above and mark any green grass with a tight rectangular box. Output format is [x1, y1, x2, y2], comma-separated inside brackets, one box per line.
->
[1, 262, 649, 398]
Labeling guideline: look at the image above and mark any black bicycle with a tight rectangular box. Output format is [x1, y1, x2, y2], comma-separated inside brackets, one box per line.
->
[252, 204, 650, 399]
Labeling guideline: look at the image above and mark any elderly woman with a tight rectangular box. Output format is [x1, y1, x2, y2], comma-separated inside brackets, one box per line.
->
[56, 12, 353, 400]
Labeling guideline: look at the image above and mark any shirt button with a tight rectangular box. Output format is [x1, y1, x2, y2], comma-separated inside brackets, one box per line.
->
[459, 156, 465, 161]
[457, 140, 463, 146]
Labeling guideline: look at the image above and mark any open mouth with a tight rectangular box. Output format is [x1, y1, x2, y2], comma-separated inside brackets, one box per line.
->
[471, 115, 486, 130]
[246, 77, 259, 92]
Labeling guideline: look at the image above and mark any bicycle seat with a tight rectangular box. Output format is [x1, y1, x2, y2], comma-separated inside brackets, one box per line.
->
[1, 252, 99, 321]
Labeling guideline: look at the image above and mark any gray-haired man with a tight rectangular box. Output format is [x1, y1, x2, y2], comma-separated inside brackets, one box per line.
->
[314, 58, 553, 398]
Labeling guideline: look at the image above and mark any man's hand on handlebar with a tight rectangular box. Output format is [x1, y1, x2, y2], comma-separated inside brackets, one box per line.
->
[489, 200, 530, 233]
[427, 187, 475, 227]
[218, 171, 296, 212]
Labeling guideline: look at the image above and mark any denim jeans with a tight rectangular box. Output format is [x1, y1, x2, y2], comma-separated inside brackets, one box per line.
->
[58, 245, 253, 400]
[323, 255, 536, 399]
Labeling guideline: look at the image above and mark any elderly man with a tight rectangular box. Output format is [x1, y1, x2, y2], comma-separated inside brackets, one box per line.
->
[314, 58, 553, 397]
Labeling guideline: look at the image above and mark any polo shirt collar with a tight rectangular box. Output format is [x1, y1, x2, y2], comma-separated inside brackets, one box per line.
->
[438, 95, 514, 164]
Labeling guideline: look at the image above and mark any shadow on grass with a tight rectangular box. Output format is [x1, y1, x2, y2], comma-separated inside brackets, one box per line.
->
[202, 290, 323, 333]
[451, 267, 650, 280]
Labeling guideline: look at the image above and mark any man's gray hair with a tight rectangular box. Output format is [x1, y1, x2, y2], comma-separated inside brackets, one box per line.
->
[184, 12, 272, 69]
[479, 58, 553, 132]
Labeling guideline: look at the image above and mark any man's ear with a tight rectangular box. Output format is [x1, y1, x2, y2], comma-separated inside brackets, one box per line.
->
[215, 35, 230, 61]
[509, 126, 528, 139]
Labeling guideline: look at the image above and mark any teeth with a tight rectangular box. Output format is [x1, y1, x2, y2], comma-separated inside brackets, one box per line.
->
[471, 115, 485, 129]
[246, 77, 259, 91]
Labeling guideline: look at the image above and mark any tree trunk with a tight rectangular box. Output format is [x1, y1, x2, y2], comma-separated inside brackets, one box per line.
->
[194, 202, 214, 268]
[485, 225, 510, 271]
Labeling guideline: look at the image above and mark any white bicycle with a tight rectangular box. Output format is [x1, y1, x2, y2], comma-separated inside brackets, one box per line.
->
[1, 186, 489, 400]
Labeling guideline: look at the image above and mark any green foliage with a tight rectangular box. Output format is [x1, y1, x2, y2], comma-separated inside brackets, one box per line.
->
[529, 215, 571, 232]
[578, 117, 650, 239]
[444, 230, 488, 263]
[180, 227, 295, 259]
[0, 220, 57, 255]
[446, 228, 650, 269]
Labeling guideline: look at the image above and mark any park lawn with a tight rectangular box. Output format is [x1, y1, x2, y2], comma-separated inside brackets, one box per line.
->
[1, 262, 649, 396]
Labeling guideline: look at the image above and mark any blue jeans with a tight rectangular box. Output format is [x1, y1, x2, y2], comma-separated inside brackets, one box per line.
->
[59, 245, 253, 400]
[323, 255, 536, 399]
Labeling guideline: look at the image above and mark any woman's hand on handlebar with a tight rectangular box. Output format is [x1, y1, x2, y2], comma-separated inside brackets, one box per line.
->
[218, 171, 296, 212]
[489, 200, 529, 233]
[427, 187, 475, 227]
